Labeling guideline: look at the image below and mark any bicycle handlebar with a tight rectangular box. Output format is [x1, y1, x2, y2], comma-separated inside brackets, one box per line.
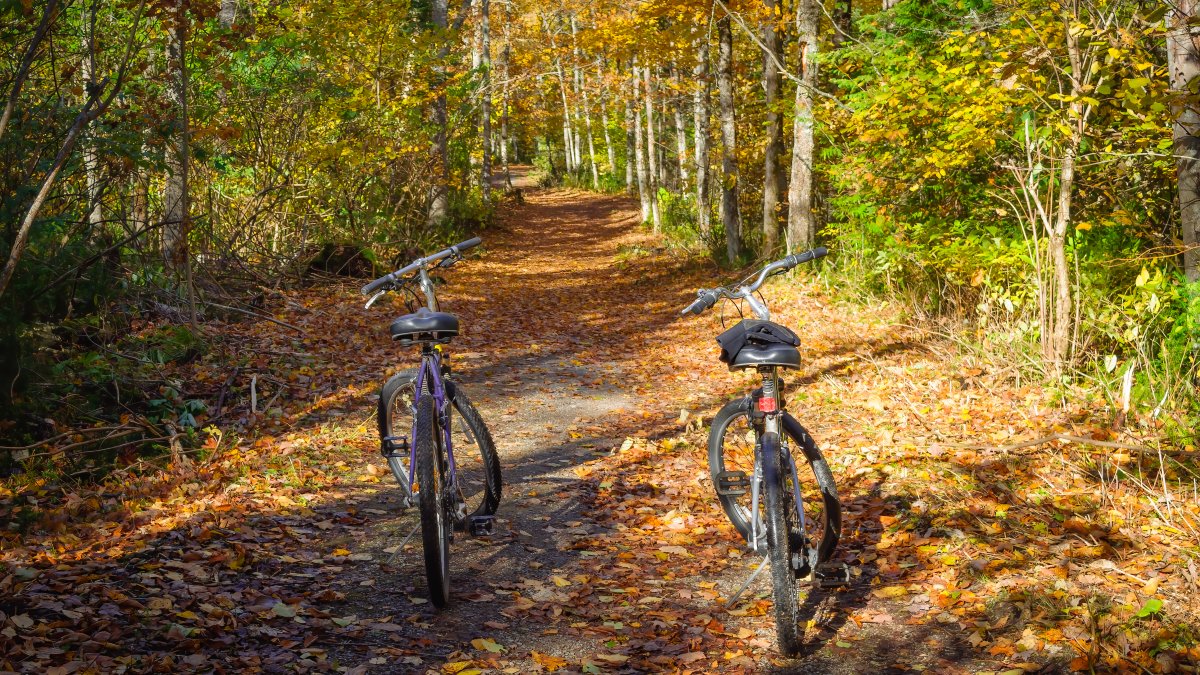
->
[680, 247, 828, 316]
[361, 237, 482, 295]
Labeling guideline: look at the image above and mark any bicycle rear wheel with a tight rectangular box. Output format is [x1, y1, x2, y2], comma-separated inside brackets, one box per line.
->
[762, 432, 802, 656]
[414, 394, 451, 607]
[708, 398, 841, 566]
[379, 372, 501, 523]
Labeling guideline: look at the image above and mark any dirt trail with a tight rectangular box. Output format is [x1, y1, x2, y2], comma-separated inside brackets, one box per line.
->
[315, 173, 996, 674]
[6, 170, 1113, 675]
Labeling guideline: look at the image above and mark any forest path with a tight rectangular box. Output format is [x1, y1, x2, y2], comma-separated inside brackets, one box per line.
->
[4, 171, 1103, 675]
[313, 173, 1032, 674]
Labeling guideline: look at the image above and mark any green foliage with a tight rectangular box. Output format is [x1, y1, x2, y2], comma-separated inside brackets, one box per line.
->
[820, 0, 1192, 423]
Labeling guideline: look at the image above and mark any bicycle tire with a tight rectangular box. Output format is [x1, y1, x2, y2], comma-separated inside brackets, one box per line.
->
[762, 432, 803, 656]
[443, 383, 502, 527]
[708, 398, 841, 564]
[379, 371, 501, 525]
[414, 394, 451, 607]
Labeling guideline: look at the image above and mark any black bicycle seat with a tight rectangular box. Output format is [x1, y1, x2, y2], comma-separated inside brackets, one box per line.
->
[390, 308, 459, 343]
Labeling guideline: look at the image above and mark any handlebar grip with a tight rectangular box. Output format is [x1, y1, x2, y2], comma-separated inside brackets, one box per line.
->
[361, 273, 394, 295]
[453, 237, 482, 252]
[681, 289, 719, 316]
[784, 246, 830, 269]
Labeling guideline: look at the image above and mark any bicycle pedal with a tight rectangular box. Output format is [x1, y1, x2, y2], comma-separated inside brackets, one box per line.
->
[468, 515, 495, 537]
[381, 435, 409, 458]
[811, 562, 851, 588]
[715, 470, 750, 496]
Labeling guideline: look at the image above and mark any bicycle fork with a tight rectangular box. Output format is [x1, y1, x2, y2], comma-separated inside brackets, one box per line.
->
[750, 370, 812, 570]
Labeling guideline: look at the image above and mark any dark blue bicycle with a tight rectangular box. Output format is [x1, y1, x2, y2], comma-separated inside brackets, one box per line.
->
[362, 238, 501, 607]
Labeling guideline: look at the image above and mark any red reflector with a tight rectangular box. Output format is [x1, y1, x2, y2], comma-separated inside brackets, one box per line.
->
[758, 397, 777, 413]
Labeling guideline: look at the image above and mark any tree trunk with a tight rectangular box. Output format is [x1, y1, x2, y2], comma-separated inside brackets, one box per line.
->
[555, 57, 575, 173]
[672, 65, 689, 189]
[832, 0, 852, 48]
[162, 0, 191, 280]
[499, 19, 513, 189]
[0, 0, 59, 144]
[787, 0, 819, 252]
[717, 15, 741, 263]
[644, 66, 661, 230]
[761, 0, 784, 256]
[1043, 15, 1085, 374]
[633, 67, 652, 222]
[693, 36, 712, 236]
[1170, 1, 1200, 282]
[219, 0, 237, 28]
[600, 63, 616, 177]
[81, 49, 103, 228]
[427, 0, 450, 225]
[0, 99, 105, 300]
[624, 74, 636, 192]
[571, 16, 599, 189]
[480, 0, 492, 201]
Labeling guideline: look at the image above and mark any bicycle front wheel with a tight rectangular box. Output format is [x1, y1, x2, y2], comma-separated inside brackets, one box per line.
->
[708, 398, 841, 564]
[414, 394, 451, 607]
[763, 432, 802, 656]
[380, 372, 501, 524]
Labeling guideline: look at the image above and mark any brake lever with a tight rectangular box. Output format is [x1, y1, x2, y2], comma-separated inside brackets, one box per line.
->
[364, 289, 388, 309]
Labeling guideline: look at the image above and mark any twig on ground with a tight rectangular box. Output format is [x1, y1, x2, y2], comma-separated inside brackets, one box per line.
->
[205, 301, 307, 334]
[933, 433, 1162, 454]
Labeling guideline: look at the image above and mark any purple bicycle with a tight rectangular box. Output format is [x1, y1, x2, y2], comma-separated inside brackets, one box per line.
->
[362, 237, 501, 607]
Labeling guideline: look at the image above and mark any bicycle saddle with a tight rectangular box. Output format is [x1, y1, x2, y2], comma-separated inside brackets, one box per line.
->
[717, 320, 801, 369]
[729, 342, 801, 369]
[390, 308, 459, 343]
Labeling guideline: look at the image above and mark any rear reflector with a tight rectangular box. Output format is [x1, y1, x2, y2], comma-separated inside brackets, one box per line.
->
[758, 397, 778, 413]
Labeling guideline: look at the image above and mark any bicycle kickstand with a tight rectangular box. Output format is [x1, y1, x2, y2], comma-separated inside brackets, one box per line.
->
[725, 555, 770, 608]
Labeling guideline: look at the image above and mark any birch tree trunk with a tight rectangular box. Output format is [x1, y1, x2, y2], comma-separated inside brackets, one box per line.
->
[555, 57, 575, 173]
[427, 0, 450, 225]
[499, 22, 513, 189]
[571, 16, 599, 188]
[480, 0, 492, 201]
[761, 0, 784, 255]
[1170, 1, 1200, 282]
[786, 0, 818, 252]
[672, 66, 689, 188]
[633, 67, 652, 222]
[693, 37, 712, 236]
[644, 66, 661, 230]
[81, 46, 102, 228]
[542, 14, 574, 174]
[624, 73, 636, 192]
[717, 15, 742, 262]
[600, 64, 616, 177]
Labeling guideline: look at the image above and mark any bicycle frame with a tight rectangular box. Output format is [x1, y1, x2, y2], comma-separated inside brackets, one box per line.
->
[382, 265, 462, 502]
